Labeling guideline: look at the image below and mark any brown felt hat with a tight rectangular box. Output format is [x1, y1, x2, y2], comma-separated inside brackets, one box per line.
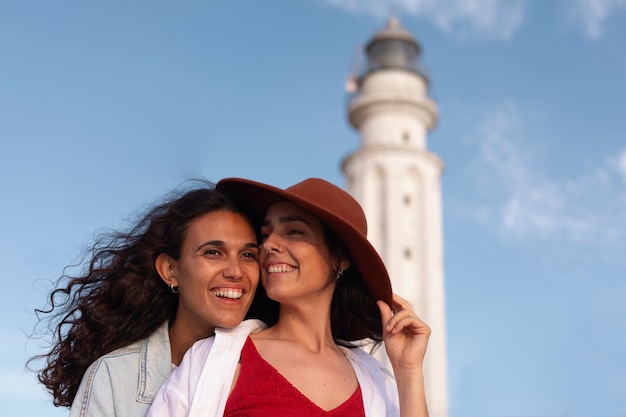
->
[216, 177, 392, 306]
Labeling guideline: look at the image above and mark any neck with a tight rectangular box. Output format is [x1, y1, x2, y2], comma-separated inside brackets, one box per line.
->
[168, 320, 214, 365]
[268, 298, 336, 352]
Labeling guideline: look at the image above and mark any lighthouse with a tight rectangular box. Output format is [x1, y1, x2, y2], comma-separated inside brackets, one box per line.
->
[342, 17, 449, 417]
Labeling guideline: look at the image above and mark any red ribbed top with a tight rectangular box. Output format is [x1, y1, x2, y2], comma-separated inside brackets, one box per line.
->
[224, 337, 365, 417]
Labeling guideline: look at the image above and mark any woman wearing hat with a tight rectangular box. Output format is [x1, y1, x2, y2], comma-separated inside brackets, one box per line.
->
[148, 177, 431, 417]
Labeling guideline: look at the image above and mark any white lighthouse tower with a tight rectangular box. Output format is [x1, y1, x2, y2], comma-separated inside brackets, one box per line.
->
[342, 17, 449, 417]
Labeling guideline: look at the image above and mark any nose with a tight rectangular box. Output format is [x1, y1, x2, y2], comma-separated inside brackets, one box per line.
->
[261, 231, 281, 254]
[223, 258, 243, 280]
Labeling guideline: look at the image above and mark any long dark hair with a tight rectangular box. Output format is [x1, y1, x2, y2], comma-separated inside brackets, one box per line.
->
[29, 180, 256, 407]
[324, 225, 383, 347]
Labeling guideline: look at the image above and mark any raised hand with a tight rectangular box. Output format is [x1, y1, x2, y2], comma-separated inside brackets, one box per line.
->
[377, 293, 431, 372]
[378, 294, 431, 417]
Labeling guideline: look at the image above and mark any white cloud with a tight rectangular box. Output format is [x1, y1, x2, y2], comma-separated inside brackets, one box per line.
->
[322, 0, 526, 40]
[567, 0, 626, 39]
[610, 147, 626, 183]
[474, 102, 626, 244]
[324, 0, 626, 41]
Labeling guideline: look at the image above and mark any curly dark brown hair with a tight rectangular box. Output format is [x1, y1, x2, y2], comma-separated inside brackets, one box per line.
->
[28, 180, 261, 408]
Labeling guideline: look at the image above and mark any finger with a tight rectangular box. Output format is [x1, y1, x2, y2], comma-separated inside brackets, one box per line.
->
[391, 293, 412, 314]
[388, 314, 431, 336]
[385, 307, 430, 334]
[377, 300, 393, 328]
[386, 309, 416, 333]
[386, 302, 416, 328]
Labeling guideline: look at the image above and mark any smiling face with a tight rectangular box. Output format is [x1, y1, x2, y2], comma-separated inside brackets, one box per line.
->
[157, 210, 260, 338]
[259, 201, 343, 305]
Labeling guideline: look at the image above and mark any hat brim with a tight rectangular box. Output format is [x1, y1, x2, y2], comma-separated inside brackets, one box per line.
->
[217, 178, 392, 306]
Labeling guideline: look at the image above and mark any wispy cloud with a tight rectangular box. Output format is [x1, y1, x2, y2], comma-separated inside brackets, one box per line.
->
[322, 0, 526, 40]
[567, 0, 626, 39]
[610, 148, 626, 183]
[323, 0, 626, 41]
[473, 102, 626, 244]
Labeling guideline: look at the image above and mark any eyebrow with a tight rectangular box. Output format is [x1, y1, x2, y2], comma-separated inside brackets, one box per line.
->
[262, 215, 311, 227]
[195, 240, 259, 252]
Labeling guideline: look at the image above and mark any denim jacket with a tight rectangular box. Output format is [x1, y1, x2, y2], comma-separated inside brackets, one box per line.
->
[70, 322, 172, 417]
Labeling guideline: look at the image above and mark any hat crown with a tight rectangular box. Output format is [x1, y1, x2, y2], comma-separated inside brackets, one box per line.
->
[286, 178, 367, 237]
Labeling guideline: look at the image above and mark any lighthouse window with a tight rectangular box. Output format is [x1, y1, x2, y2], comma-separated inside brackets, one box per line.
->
[404, 247, 412, 259]
[403, 194, 411, 205]
[403, 131, 410, 143]
[367, 40, 418, 71]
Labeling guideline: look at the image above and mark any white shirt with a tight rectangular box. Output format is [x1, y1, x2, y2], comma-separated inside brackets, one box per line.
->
[147, 319, 400, 417]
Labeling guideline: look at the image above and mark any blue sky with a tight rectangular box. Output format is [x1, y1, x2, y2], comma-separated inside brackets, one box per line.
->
[2, 1, 626, 416]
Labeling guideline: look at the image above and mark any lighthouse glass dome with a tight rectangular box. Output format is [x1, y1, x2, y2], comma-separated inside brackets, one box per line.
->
[366, 39, 420, 73]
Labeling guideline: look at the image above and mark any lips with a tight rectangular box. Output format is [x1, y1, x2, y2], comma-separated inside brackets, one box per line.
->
[210, 288, 243, 299]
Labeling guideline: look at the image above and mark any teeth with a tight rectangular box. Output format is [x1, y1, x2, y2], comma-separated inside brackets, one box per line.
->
[267, 264, 296, 274]
[211, 289, 243, 299]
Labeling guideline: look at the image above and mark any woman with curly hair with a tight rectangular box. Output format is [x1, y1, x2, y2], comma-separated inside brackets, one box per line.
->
[30, 181, 262, 417]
